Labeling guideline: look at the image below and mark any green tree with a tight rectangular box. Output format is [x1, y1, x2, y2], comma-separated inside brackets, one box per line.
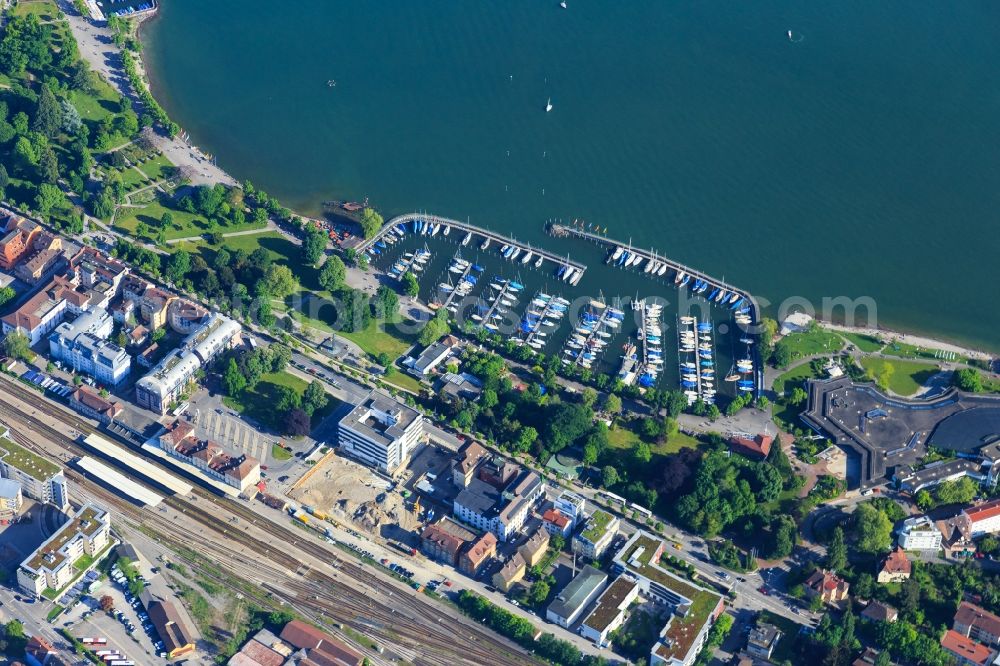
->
[789, 386, 808, 405]
[263, 264, 299, 300]
[402, 271, 419, 297]
[602, 465, 619, 488]
[603, 393, 622, 415]
[0, 286, 14, 308]
[303, 226, 327, 266]
[160, 211, 174, 229]
[371, 285, 399, 320]
[854, 502, 893, 554]
[302, 380, 328, 417]
[935, 476, 978, 506]
[419, 308, 450, 345]
[318, 255, 347, 292]
[14, 135, 38, 167]
[2, 331, 31, 362]
[166, 250, 191, 284]
[826, 526, 847, 571]
[34, 182, 65, 216]
[914, 489, 932, 511]
[772, 341, 793, 368]
[527, 580, 550, 607]
[953, 367, 983, 393]
[359, 207, 383, 238]
[873, 361, 895, 392]
[223, 357, 246, 396]
[32, 85, 62, 137]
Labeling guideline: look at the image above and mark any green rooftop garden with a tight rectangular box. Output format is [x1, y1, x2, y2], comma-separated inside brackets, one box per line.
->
[0, 438, 60, 478]
[580, 509, 614, 543]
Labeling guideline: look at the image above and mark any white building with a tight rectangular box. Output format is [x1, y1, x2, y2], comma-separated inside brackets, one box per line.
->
[453, 466, 544, 542]
[572, 509, 619, 559]
[135, 312, 241, 414]
[49, 308, 130, 386]
[580, 576, 640, 646]
[17, 503, 110, 597]
[0, 429, 69, 511]
[897, 515, 943, 551]
[546, 565, 608, 628]
[337, 389, 424, 474]
[554, 490, 587, 529]
[962, 499, 1000, 538]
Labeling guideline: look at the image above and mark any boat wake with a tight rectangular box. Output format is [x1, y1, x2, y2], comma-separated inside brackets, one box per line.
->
[787, 29, 804, 43]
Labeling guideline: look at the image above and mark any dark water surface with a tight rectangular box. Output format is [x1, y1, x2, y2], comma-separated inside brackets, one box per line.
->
[143, 1, 1000, 351]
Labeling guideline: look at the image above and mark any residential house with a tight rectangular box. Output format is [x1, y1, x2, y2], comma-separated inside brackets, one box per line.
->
[542, 508, 572, 538]
[961, 499, 1000, 537]
[517, 527, 550, 567]
[877, 548, 911, 583]
[492, 554, 526, 592]
[0, 429, 70, 510]
[0, 212, 41, 271]
[746, 623, 782, 660]
[458, 531, 497, 576]
[168, 299, 209, 334]
[15, 240, 63, 285]
[1, 276, 72, 344]
[69, 246, 128, 294]
[861, 600, 898, 624]
[139, 287, 177, 330]
[937, 515, 977, 559]
[803, 569, 850, 606]
[452, 440, 488, 488]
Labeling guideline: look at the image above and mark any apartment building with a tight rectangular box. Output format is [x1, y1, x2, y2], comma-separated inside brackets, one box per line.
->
[49, 308, 131, 385]
[954, 602, 1000, 649]
[453, 462, 544, 542]
[136, 312, 241, 414]
[897, 515, 943, 550]
[961, 499, 1000, 537]
[572, 509, 619, 559]
[17, 503, 111, 597]
[0, 429, 69, 510]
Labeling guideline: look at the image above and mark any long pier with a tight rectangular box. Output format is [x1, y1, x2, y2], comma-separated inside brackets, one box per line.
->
[359, 213, 588, 280]
[480, 281, 514, 330]
[438, 259, 476, 313]
[551, 222, 762, 397]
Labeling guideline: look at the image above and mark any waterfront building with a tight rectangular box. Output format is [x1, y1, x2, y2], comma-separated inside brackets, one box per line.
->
[337, 389, 423, 475]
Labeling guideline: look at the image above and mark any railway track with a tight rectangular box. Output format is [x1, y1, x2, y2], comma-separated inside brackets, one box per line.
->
[0, 378, 536, 666]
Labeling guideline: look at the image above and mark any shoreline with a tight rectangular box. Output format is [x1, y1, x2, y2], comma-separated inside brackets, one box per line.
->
[83, 5, 998, 364]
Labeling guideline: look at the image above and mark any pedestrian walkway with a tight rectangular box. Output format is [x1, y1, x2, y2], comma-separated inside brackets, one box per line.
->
[195, 410, 268, 463]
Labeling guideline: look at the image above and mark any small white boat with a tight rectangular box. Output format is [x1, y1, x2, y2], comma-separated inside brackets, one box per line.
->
[611, 246, 624, 261]
[534, 255, 544, 268]
[461, 232, 472, 246]
[658, 264, 669, 276]
[521, 250, 534, 265]
[481, 238, 491, 250]
[443, 225, 451, 236]
[510, 248, 521, 261]
[546, 97, 553, 112]
[430, 223, 441, 236]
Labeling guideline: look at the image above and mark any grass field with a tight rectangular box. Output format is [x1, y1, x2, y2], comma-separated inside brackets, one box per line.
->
[879, 340, 957, 362]
[839, 331, 884, 353]
[607, 424, 703, 455]
[383, 371, 423, 394]
[271, 443, 292, 461]
[136, 153, 175, 180]
[858, 357, 939, 396]
[223, 371, 338, 432]
[777, 328, 844, 361]
[772, 364, 819, 396]
[337, 319, 417, 358]
[116, 201, 266, 242]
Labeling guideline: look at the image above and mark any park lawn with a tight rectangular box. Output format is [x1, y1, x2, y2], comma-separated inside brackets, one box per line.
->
[271, 443, 292, 461]
[137, 153, 175, 180]
[12, 0, 60, 19]
[839, 331, 884, 353]
[778, 328, 844, 361]
[336, 318, 417, 359]
[607, 424, 702, 455]
[879, 340, 961, 363]
[68, 82, 121, 125]
[858, 357, 939, 396]
[223, 371, 339, 432]
[115, 201, 210, 240]
[118, 166, 153, 189]
[772, 364, 819, 396]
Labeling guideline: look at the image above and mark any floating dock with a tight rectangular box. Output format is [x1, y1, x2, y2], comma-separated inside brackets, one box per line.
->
[361, 213, 588, 281]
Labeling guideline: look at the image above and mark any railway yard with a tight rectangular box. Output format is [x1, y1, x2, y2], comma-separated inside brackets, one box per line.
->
[0, 374, 539, 666]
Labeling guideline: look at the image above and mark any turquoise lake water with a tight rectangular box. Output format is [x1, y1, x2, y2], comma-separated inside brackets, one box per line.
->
[142, 0, 1000, 351]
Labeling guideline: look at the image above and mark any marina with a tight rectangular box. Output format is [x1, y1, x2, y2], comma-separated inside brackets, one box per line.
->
[677, 315, 717, 406]
[357, 213, 588, 284]
[361, 213, 762, 399]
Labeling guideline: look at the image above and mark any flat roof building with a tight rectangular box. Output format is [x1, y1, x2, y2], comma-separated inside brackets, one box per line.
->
[0, 429, 69, 510]
[898, 515, 943, 550]
[17, 503, 111, 597]
[573, 509, 619, 560]
[612, 531, 724, 666]
[0, 477, 23, 519]
[546, 564, 608, 629]
[580, 576, 639, 646]
[746, 623, 782, 660]
[453, 466, 544, 542]
[337, 389, 423, 475]
[49, 308, 130, 386]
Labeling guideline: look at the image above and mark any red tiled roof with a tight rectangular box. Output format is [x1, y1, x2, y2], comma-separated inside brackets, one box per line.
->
[729, 433, 773, 458]
[880, 548, 911, 576]
[165, 420, 195, 446]
[941, 629, 996, 666]
[965, 499, 1000, 524]
[238, 639, 285, 666]
[279, 620, 363, 666]
[543, 508, 571, 528]
[71, 387, 123, 418]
